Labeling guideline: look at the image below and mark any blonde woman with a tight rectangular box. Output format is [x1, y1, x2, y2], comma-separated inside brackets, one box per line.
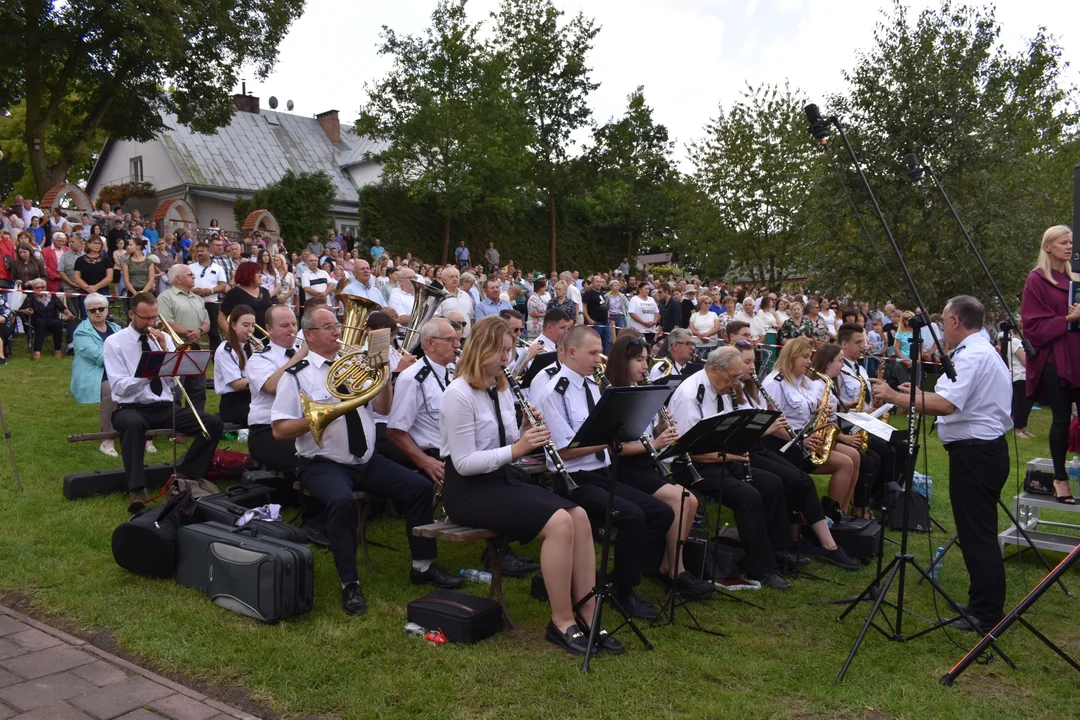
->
[892, 310, 915, 387]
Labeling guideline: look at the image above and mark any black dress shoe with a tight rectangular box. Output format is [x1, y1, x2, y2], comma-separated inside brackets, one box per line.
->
[775, 550, 811, 569]
[755, 572, 793, 590]
[675, 571, 716, 599]
[411, 564, 466, 589]
[545, 622, 590, 655]
[575, 619, 627, 655]
[482, 547, 540, 577]
[342, 583, 367, 616]
[614, 591, 660, 621]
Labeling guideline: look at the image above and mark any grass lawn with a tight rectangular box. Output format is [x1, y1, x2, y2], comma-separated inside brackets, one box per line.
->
[1, 351, 1079, 719]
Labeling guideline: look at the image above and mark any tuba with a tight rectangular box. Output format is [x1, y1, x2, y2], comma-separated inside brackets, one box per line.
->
[401, 280, 448, 355]
[300, 294, 390, 448]
[806, 369, 839, 466]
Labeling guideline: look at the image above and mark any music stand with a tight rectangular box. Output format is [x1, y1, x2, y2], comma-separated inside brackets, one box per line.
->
[519, 352, 558, 388]
[136, 348, 211, 472]
[567, 384, 671, 673]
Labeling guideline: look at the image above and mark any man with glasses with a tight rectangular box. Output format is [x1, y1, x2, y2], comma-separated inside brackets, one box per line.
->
[159, 264, 212, 412]
[273, 307, 463, 616]
[191, 242, 228, 353]
[105, 292, 224, 513]
[649, 327, 697, 382]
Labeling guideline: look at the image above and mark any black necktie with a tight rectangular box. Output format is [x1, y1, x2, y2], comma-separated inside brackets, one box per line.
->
[285, 348, 296, 359]
[337, 384, 368, 459]
[140, 334, 163, 396]
[488, 388, 507, 447]
[583, 379, 605, 461]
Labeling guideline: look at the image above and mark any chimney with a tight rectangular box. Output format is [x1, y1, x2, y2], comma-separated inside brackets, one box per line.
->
[233, 94, 260, 114]
[316, 109, 340, 145]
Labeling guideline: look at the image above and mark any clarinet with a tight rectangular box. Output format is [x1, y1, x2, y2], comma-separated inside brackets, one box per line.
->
[730, 387, 753, 483]
[639, 376, 703, 485]
[751, 373, 792, 435]
[502, 369, 580, 494]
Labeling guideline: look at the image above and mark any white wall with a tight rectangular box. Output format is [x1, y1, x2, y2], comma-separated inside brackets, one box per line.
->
[192, 197, 237, 231]
[345, 162, 383, 189]
[88, 138, 184, 201]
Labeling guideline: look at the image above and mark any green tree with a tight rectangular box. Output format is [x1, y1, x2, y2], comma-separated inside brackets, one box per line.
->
[810, 0, 1080, 307]
[233, 170, 335, 253]
[356, 0, 530, 264]
[0, 0, 305, 197]
[493, 0, 600, 272]
[688, 83, 817, 289]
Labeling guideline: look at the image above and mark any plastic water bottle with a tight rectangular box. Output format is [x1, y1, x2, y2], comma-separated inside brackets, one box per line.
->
[928, 546, 945, 581]
[237, 429, 249, 442]
[1068, 457, 1080, 484]
[404, 622, 447, 645]
[404, 622, 427, 638]
[912, 472, 933, 502]
[459, 568, 492, 584]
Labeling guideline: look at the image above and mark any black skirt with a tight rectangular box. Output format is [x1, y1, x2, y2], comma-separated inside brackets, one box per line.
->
[218, 390, 251, 425]
[615, 454, 670, 496]
[442, 461, 577, 544]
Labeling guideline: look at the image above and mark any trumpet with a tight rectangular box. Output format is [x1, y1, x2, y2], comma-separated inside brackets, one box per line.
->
[247, 324, 269, 353]
[503, 369, 580, 495]
[148, 322, 210, 439]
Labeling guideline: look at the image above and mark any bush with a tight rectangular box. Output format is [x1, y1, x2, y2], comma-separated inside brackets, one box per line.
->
[97, 181, 155, 207]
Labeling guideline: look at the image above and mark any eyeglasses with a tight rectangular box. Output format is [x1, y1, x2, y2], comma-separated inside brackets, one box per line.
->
[627, 336, 646, 346]
[131, 311, 159, 322]
[313, 323, 343, 333]
[430, 336, 461, 345]
[88, 307, 107, 313]
[448, 321, 466, 330]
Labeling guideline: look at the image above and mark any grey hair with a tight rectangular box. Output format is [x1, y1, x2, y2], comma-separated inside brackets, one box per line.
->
[84, 292, 109, 310]
[301, 309, 327, 330]
[459, 271, 475, 285]
[420, 318, 453, 348]
[667, 328, 692, 345]
[52, 232, 66, 244]
[945, 295, 984, 330]
[704, 345, 744, 372]
[167, 264, 188, 283]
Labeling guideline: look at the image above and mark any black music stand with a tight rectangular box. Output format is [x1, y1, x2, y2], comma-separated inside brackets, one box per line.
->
[568, 384, 672, 673]
[136, 348, 211, 471]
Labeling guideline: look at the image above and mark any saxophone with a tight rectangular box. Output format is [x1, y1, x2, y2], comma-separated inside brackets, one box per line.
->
[844, 370, 871, 452]
[806, 369, 839, 466]
[872, 362, 891, 423]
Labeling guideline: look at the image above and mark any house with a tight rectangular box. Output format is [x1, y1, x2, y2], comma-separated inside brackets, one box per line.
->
[86, 94, 385, 241]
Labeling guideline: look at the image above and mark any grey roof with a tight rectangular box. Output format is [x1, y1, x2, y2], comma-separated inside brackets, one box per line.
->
[335, 131, 389, 168]
[158, 109, 380, 205]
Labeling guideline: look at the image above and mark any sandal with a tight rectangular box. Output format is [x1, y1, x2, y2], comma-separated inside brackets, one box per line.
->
[1054, 480, 1076, 505]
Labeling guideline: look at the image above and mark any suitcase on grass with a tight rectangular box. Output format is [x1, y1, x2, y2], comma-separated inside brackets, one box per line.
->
[191, 484, 307, 544]
[176, 521, 313, 622]
[64, 463, 173, 501]
[406, 589, 502, 643]
[831, 517, 882, 560]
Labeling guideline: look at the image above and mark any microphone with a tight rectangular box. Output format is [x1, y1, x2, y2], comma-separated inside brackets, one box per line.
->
[905, 153, 925, 184]
[804, 104, 830, 144]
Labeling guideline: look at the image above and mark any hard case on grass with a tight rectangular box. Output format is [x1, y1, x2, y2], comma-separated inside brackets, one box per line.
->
[831, 517, 882, 560]
[64, 463, 173, 501]
[407, 589, 502, 643]
[885, 481, 931, 532]
[191, 484, 307, 544]
[682, 532, 745, 581]
[176, 521, 313, 623]
[112, 491, 195, 578]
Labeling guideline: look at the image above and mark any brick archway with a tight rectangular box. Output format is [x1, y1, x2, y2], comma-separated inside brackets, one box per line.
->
[153, 198, 198, 235]
[40, 183, 92, 213]
[241, 209, 279, 237]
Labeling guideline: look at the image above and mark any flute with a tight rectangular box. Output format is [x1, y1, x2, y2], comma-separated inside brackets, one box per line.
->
[502, 369, 580, 494]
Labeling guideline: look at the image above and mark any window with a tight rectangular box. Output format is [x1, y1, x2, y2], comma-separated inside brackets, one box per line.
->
[129, 156, 143, 182]
[340, 224, 358, 237]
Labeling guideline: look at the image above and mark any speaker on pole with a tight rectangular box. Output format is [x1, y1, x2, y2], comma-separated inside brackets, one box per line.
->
[1073, 164, 1080, 273]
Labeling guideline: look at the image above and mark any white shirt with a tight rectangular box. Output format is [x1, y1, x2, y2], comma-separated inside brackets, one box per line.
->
[439, 378, 519, 475]
[934, 333, 1012, 444]
[690, 311, 719, 337]
[627, 295, 658, 332]
[247, 341, 293, 426]
[436, 288, 474, 335]
[648, 359, 689, 384]
[1006, 337, 1026, 383]
[301, 268, 334, 296]
[388, 286, 415, 317]
[760, 371, 817, 430]
[271, 351, 375, 465]
[567, 283, 583, 320]
[193, 261, 227, 303]
[388, 357, 451, 451]
[372, 348, 401, 424]
[104, 325, 176, 404]
[668, 369, 735, 438]
[539, 365, 608, 472]
[836, 356, 872, 407]
[213, 342, 249, 395]
[342, 277, 382, 305]
[733, 310, 767, 340]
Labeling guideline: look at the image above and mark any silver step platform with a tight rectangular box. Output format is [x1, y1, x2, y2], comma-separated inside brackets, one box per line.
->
[998, 492, 1080, 556]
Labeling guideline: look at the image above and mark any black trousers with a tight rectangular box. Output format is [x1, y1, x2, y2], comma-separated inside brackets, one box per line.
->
[296, 455, 437, 585]
[1038, 362, 1080, 480]
[374, 422, 413, 468]
[31, 317, 62, 352]
[568, 468, 673, 594]
[675, 462, 787, 577]
[181, 374, 207, 415]
[750, 447, 824, 526]
[1011, 379, 1034, 429]
[852, 447, 880, 510]
[867, 433, 899, 506]
[946, 437, 1009, 624]
[247, 424, 298, 473]
[206, 302, 222, 354]
[112, 401, 224, 491]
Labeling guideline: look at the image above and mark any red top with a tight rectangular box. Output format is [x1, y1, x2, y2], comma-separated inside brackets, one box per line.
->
[0, 239, 13, 282]
[1020, 268, 1080, 400]
[42, 247, 61, 292]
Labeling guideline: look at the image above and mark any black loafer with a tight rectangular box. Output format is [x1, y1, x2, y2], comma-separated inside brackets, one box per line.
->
[675, 571, 716, 599]
[576, 619, 626, 655]
[342, 583, 367, 616]
[755, 572, 793, 590]
[482, 547, 540, 577]
[411, 564, 466, 589]
[811, 545, 860, 571]
[615, 591, 660, 621]
[775, 550, 811, 569]
[545, 622, 590, 655]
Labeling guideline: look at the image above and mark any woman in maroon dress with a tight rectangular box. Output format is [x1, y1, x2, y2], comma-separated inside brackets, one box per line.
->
[1020, 225, 1080, 503]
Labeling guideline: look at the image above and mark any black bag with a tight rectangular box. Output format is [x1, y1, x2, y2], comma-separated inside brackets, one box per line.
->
[1023, 459, 1055, 496]
[407, 589, 502, 644]
[682, 532, 744, 581]
[176, 521, 314, 623]
[241, 469, 292, 505]
[831, 517, 882, 560]
[885, 481, 931, 532]
[64, 463, 174, 501]
[112, 491, 195, 578]
[192, 484, 307, 544]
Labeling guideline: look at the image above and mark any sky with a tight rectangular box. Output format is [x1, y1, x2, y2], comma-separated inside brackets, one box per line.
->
[242, 0, 1080, 165]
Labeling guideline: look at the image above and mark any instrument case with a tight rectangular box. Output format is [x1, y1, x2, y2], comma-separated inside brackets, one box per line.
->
[406, 589, 503, 643]
[191, 484, 307, 544]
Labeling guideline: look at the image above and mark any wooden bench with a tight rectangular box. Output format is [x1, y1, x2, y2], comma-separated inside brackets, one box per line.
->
[67, 423, 246, 443]
[412, 519, 515, 629]
[293, 482, 378, 574]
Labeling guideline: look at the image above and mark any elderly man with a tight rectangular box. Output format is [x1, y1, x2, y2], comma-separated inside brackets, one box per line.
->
[57, 234, 85, 346]
[435, 266, 473, 336]
[343, 259, 383, 304]
[387, 268, 417, 323]
[650, 327, 697, 381]
[460, 272, 481, 308]
[158, 263, 211, 413]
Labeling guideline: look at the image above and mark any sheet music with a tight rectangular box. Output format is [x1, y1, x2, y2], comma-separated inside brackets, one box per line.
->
[869, 403, 894, 420]
[366, 328, 392, 366]
[837, 412, 895, 441]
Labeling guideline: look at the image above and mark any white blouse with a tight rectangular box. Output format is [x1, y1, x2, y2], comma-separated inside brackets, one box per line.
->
[760, 371, 818, 429]
[439, 377, 521, 476]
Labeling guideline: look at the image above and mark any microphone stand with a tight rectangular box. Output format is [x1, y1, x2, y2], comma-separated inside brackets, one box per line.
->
[803, 105, 1014, 684]
[907, 155, 1069, 598]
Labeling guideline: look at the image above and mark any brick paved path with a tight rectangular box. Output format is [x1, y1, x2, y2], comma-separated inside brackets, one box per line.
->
[0, 605, 260, 720]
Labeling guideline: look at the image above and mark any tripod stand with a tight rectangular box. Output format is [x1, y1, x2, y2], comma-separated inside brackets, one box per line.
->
[0, 401, 21, 491]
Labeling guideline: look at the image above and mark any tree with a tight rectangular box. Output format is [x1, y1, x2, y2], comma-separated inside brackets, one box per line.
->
[493, 0, 599, 273]
[0, 0, 305, 197]
[810, 0, 1080, 307]
[688, 83, 817, 289]
[233, 170, 335, 253]
[584, 86, 678, 261]
[356, 0, 530, 264]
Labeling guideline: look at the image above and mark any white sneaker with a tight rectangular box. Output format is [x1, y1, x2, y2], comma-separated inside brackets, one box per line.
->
[144, 441, 158, 454]
[99, 441, 118, 458]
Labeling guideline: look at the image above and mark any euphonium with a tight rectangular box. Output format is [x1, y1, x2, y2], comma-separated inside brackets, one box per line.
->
[401, 280, 448, 355]
[806, 369, 839, 466]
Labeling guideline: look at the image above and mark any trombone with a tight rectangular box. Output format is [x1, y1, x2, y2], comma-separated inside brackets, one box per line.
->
[151, 320, 210, 439]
